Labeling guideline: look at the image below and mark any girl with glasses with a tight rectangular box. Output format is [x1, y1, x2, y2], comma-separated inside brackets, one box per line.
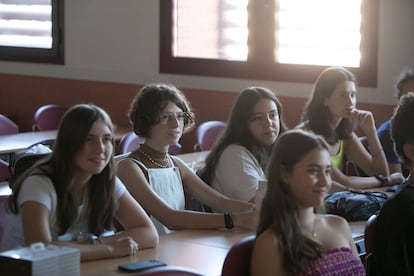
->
[117, 83, 255, 235]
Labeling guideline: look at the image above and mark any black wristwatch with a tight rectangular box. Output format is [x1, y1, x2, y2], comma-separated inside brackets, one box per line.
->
[375, 174, 388, 187]
[224, 212, 234, 229]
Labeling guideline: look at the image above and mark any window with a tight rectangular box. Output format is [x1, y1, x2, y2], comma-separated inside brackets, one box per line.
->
[160, 0, 378, 87]
[0, 0, 63, 64]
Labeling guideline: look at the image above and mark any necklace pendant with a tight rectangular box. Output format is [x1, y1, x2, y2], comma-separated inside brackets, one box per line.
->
[138, 148, 169, 168]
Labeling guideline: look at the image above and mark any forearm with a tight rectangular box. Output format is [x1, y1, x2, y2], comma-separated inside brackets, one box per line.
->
[336, 175, 383, 190]
[101, 227, 158, 249]
[365, 130, 389, 175]
[214, 197, 254, 213]
[50, 240, 115, 262]
[159, 209, 252, 230]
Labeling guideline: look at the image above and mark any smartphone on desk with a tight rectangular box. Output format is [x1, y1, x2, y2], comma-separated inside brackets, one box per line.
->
[118, 260, 166, 272]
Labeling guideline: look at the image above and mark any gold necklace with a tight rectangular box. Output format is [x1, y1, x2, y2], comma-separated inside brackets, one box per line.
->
[304, 217, 317, 238]
[138, 148, 170, 168]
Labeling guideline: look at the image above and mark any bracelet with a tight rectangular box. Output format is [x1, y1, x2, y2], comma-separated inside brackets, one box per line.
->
[224, 212, 234, 229]
[374, 174, 388, 187]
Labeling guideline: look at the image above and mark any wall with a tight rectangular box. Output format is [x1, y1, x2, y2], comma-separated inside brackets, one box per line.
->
[0, 73, 394, 153]
[0, 0, 411, 152]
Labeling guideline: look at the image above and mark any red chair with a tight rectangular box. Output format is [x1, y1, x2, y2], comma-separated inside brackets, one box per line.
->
[364, 214, 378, 255]
[117, 131, 145, 154]
[0, 195, 9, 249]
[194, 120, 226, 151]
[0, 114, 18, 135]
[364, 214, 378, 275]
[221, 235, 256, 276]
[0, 159, 10, 182]
[135, 265, 203, 275]
[32, 104, 68, 131]
[117, 131, 182, 155]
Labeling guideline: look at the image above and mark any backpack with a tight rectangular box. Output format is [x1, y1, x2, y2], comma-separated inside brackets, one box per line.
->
[8, 140, 54, 189]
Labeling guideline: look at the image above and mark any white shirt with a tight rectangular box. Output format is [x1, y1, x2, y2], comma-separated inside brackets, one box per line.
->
[211, 144, 266, 202]
[1, 175, 125, 251]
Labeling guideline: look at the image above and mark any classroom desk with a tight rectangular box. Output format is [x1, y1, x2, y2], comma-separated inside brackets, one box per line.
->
[81, 228, 251, 276]
[0, 182, 11, 197]
[81, 224, 368, 276]
[0, 127, 130, 155]
[177, 150, 209, 171]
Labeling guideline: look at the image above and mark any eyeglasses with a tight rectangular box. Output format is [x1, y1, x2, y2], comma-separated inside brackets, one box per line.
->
[249, 110, 279, 123]
[159, 112, 190, 124]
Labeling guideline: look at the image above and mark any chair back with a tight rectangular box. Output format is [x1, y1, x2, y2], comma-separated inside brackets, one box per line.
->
[0, 114, 18, 135]
[194, 120, 226, 151]
[364, 214, 378, 255]
[135, 265, 203, 275]
[222, 235, 256, 276]
[117, 131, 182, 155]
[0, 159, 10, 182]
[32, 104, 68, 131]
[117, 131, 145, 154]
[0, 195, 9, 248]
[364, 214, 378, 275]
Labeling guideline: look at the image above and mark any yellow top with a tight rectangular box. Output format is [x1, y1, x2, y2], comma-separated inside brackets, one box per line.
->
[331, 140, 344, 172]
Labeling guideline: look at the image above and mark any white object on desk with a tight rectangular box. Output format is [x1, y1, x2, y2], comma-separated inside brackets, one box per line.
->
[0, 243, 80, 276]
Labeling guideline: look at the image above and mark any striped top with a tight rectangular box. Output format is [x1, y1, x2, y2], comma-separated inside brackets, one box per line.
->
[299, 247, 365, 276]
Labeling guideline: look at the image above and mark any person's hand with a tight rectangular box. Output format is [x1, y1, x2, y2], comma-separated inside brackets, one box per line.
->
[386, 172, 405, 186]
[234, 208, 257, 230]
[350, 109, 375, 134]
[108, 236, 139, 257]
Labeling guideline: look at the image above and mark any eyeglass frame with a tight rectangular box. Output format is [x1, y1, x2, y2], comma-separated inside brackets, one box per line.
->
[158, 111, 192, 125]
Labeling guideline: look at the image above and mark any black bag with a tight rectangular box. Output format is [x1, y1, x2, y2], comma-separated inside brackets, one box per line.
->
[324, 190, 388, 221]
[8, 140, 54, 188]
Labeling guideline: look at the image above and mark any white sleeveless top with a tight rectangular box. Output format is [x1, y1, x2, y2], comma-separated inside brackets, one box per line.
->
[117, 156, 185, 235]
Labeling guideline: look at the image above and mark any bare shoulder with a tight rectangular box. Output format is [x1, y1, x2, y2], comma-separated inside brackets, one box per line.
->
[320, 214, 350, 234]
[254, 228, 280, 250]
[170, 154, 186, 166]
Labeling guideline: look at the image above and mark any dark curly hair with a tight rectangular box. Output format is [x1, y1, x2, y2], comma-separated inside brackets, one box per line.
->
[128, 83, 195, 137]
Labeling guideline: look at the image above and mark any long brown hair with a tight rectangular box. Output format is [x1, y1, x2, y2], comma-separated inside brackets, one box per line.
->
[8, 104, 117, 236]
[257, 129, 328, 273]
[202, 86, 287, 183]
[302, 66, 356, 144]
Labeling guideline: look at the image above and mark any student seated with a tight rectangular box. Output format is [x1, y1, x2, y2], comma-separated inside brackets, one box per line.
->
[117, 83, 255, 235]
[202, 86, 287, 203]
[300, 66, 403, 191]
[1, 104, 158, 261]
[373, 92, 414, 275]
[251, 129, 364, 275]
[377, 66, 414, 177]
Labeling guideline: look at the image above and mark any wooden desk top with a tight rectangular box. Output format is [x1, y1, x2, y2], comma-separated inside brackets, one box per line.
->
[0, 130, 56, 154]
[0, 181, 11, 197]
[176, 151, 209, 170]
[81, 229, 252, 276]
[81, 225, 366, 276]
[0, 127, 130, 155]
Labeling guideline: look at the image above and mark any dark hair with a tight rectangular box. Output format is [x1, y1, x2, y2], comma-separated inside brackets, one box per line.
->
[257, 129, 329, 273]
[202, 86, 287, 183]
[391, 92, 414, 166]
[302, 66, 356, 144]
[9, 104, 117, 236]
[129, 83, 195, 137]
[395, 66, 414, 99]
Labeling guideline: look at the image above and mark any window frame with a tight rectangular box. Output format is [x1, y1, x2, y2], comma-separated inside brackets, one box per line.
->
[0, 0, 64, 64]
[159, 0, 378, 87]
